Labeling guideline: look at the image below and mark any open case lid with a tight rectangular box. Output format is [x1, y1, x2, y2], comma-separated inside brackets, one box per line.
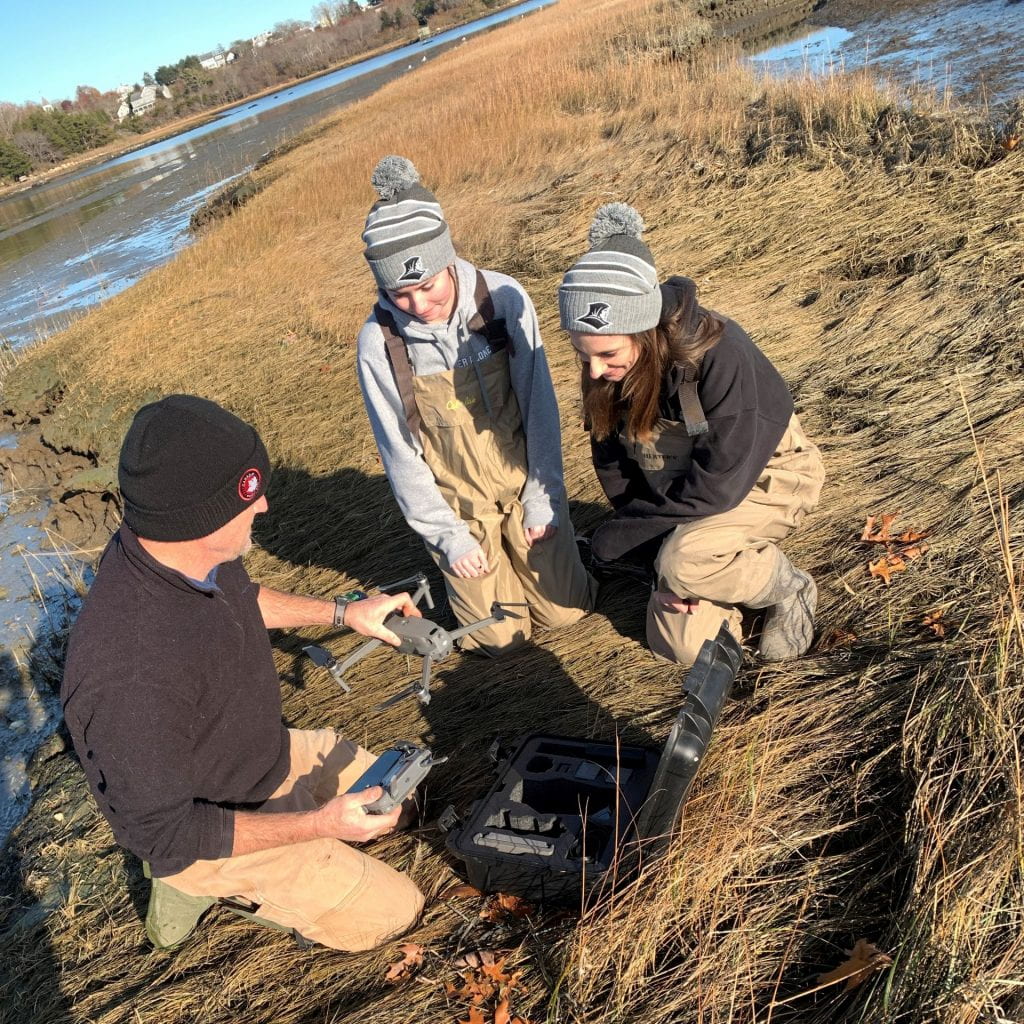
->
[634, 622, 743, 853]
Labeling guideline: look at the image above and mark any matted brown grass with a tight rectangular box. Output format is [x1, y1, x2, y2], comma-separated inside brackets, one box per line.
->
[2, 0, 1023, 1021]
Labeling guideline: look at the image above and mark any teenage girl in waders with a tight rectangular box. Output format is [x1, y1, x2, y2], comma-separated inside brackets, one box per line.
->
[558, 204, 825, 666]
[357, 157, 596, 656]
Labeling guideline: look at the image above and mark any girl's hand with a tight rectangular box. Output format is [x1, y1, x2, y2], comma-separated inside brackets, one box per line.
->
[524, 524, 557, 547]
[654, 591, 699, 614]
[451, 545, 490, 579]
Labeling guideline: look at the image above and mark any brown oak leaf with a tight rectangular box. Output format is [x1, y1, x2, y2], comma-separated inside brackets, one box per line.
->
[481, 892, 534, 922]
[922, 608, 947, 638]
[895, 529, 930, 543]
[868, 554, 907, 585]
[861, 513, 898, 543]
[817, 938, 893, 992]
[384, 942, 424, 982]
[445, 883, 484, 900]
[818, 628, 857, 651]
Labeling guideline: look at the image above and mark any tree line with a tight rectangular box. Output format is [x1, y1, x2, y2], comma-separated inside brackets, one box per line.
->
[0, 0, 504, 184]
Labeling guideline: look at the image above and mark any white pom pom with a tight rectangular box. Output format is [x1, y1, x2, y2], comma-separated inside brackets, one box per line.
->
[371, 155, 421, 201]
[588, 202, 645, 247]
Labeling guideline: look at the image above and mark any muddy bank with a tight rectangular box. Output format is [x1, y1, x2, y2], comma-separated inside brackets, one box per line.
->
[0, 369, 120, 552]
[698, 0, 827, 47]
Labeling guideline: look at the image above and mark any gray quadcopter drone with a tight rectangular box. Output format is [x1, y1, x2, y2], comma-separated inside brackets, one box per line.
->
[303, 572, 523, 708]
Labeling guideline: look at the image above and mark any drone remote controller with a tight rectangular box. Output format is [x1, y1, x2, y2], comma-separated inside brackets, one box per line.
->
[346, 741, 445, 814]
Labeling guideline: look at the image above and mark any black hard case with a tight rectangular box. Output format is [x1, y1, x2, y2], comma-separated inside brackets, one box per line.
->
[443, 625, 743, 904]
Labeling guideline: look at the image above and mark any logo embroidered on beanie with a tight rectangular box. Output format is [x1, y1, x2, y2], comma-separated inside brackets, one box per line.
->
[398, 256, 425, 283]
[238, 469, 262, 502]
[577, 302, 612, 329]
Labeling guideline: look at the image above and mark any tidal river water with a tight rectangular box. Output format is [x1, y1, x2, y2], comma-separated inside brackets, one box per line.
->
[750, 0, 1024, 105]
[0, 0, 1021, 846]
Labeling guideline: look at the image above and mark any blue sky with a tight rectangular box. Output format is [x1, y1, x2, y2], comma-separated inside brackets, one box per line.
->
[0, 0, 324, 105]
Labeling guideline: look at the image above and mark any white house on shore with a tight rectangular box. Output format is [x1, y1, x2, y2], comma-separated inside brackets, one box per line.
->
[116, 84, 173, 122]
[199, 49, 237, 70]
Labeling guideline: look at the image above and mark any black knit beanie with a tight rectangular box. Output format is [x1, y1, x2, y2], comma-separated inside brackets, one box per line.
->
[118, 394, 272, 542]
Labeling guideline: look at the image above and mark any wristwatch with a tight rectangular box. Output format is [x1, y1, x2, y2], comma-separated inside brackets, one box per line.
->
[333, 589, 368, 627]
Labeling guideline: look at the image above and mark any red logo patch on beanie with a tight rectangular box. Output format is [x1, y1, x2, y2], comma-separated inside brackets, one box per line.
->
[238, 468, 262, 502]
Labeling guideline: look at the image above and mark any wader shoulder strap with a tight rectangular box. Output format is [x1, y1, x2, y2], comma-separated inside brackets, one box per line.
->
[676, 362, 709, 437]
[374, 271, 510, 440]
[467, 271, 512, 355]
[374, 303, 423, 441]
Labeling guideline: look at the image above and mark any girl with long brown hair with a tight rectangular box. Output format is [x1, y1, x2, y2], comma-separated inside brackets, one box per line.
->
[559, 204, 825, 665]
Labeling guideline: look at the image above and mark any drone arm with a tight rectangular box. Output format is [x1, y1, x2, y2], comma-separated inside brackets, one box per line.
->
[446, 615, 500, 644]
[335, 637, 384, 677]
[417, 657, 433, 704]
[446, 602, 529, 644]
[379, 572, 434, 610]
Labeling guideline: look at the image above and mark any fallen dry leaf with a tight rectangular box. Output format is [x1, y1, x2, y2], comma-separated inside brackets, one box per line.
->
[922, 608, 947, 638]
[895, 529, 930, 543]
[868, 554, 907, 585]
[861, 513, 898, 543]
[384, 942, 425, 983]
[445, 883, 484, 900]
[454, 949, 500, 970]
[818, 628, 857, 652]
[817, 938, 893, 992]
[902, 543, 929, 560]
[457, 1009, 488, 1024]
[495, 998, 512, 1024]
[447, 972, 496, 1005]
[481, 892, 534, 922]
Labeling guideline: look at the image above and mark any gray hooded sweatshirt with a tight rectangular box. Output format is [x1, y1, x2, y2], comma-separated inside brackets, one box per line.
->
[357, 258, 566, 564]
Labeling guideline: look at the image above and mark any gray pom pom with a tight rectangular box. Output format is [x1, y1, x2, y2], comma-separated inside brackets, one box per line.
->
[588, 202, 645, 247]
[371, 155, 421, 201]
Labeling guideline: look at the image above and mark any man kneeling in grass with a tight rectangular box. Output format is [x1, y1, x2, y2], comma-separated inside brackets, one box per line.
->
[61, 394, 425, 951]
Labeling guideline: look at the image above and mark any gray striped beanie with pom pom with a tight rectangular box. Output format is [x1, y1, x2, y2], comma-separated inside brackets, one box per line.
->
[362, 155, 457, 291]
[558, 203, 661, 335]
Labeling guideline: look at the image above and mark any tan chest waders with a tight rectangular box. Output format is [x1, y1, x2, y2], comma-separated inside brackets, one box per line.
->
[374, 272, 594, 655]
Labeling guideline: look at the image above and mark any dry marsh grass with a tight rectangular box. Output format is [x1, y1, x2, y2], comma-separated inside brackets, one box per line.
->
[2, 0, 1023, 1021]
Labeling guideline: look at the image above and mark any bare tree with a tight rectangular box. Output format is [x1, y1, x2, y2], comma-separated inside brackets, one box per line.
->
[0, 102, 22, 137]
[13, 129, 61, 165]
[312, 2, 335, 26]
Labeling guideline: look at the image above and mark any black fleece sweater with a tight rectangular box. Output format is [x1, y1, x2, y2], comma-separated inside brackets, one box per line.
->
[61, 528, 290, 876]
[590, 303, 793, 563]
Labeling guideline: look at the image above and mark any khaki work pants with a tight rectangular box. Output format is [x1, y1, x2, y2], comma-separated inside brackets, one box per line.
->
[647, 414, 825, 665]
[158, 729, 424, 951]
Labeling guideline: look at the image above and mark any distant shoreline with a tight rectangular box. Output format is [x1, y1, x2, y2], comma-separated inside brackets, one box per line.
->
[0, 0, 529, 204]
